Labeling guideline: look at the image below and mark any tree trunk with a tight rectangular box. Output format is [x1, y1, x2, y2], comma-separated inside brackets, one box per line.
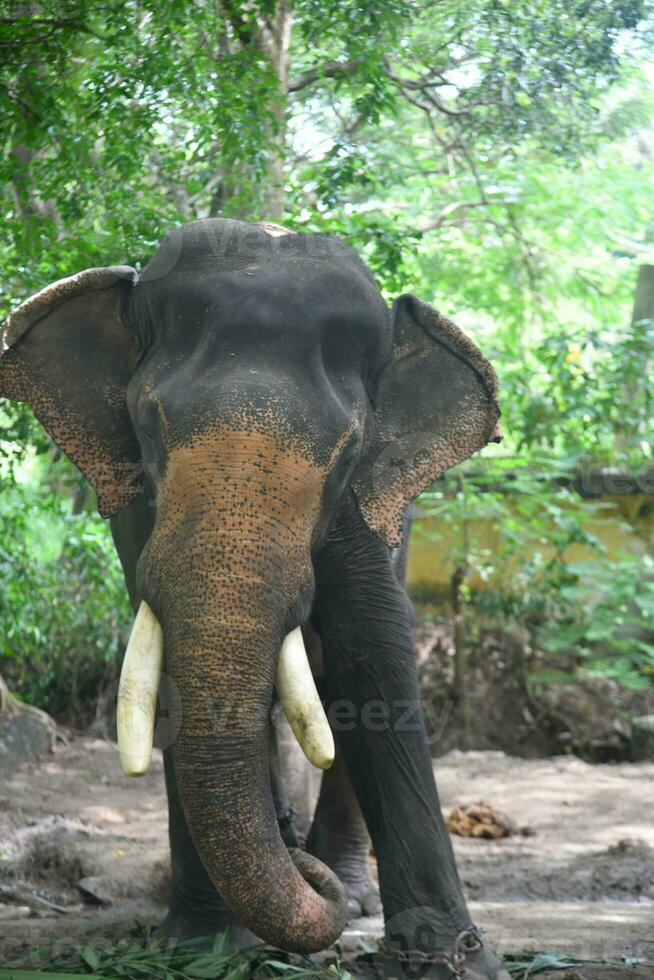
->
[617, 264, 654, 451]
[632, 264, 654, 324]
[216, 1, 292, 220]
[451, 564, 470, 749]
[259, 1, 292, 220]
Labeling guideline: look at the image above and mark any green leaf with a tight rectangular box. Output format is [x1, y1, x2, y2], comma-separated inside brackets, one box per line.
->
[79, 947, 100, 972]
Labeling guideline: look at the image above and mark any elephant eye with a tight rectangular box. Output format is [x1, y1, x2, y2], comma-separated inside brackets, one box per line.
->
[130, 330, 151, 369]
[342, 443, 356, 463]
[338, 437, 361, 474]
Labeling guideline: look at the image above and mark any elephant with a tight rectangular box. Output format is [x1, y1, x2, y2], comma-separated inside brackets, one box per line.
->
[0, 218, 506, 979]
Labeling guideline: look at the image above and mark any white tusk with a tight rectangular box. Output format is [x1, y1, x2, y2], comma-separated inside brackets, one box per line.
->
[117, 600, 164, 777]
[276, 627, 334, 770]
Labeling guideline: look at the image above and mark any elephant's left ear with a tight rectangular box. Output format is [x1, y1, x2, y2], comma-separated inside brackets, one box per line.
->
[352, 294, 501, 547]
[0, 266, 142, 517]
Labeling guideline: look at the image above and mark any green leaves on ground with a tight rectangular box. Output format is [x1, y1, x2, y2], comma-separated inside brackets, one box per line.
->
[2, 934, 350, 980]
[2, 937, 648, 980]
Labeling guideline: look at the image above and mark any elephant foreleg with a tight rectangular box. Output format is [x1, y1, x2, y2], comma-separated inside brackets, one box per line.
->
[270, 717, 300, 849]
[306, 735, 381, 918]
[314, 494, 508, 978]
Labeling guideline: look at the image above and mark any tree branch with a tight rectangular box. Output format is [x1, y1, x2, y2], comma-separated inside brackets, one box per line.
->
[288, 58, 361, 93]
[0, 16, 107, 48]
[218, 0, 254, 46]
[420, 199, 508, 233]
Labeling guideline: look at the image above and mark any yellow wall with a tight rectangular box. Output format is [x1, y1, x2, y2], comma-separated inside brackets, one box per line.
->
[407, 494, 654, 594]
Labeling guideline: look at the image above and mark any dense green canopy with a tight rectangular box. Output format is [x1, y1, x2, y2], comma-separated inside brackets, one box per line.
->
[2, 0, 654, 717]
[2, 0, 653, 457]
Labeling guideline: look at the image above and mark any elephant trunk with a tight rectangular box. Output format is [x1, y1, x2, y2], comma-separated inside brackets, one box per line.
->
[134, 431, 347, 950]
[160, 586, 347, 951]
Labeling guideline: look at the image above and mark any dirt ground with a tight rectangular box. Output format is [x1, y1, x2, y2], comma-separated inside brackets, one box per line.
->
[0, 737, 652, 979]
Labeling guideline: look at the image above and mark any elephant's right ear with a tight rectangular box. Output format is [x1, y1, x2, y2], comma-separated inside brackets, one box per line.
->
[0, 266, 143, 517]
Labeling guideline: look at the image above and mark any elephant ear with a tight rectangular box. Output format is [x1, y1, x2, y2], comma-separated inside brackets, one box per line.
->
[0, 266, 143, 517]
[352, 293, 501, 547]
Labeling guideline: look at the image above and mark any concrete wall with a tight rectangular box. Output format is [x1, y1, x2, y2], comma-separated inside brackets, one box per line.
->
[407, 493, 654, 595]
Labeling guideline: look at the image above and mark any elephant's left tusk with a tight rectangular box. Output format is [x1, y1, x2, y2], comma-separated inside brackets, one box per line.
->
[276, 627, 334, 770]
[117, 600, 164, 777]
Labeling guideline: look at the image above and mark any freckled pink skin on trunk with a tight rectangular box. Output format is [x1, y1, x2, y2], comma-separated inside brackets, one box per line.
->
[140, 430, 348, 952]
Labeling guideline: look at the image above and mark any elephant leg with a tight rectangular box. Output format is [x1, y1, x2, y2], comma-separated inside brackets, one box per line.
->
[306, 736, 381, 918]
[313, 495, 508, 979]
[270, 716, 300, 849]
[110, 502, 227, 941]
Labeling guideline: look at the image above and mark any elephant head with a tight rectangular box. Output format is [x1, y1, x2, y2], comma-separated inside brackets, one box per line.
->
[0, 219, 500, 951]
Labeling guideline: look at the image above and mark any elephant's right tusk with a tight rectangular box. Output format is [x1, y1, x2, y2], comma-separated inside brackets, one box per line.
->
[276, 627, 334, 770]
[117, 600, 164, 777]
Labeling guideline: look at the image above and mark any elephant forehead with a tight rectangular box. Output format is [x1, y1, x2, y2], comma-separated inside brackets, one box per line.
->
[154, 428, 347, 569]
[146, 429, 330, 607]
[131, 255, 388, 352]
[211, 268, 370, 334]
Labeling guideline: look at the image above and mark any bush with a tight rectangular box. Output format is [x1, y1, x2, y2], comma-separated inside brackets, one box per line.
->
[418, 459, 654, 694]
[0, 480, 131, 726]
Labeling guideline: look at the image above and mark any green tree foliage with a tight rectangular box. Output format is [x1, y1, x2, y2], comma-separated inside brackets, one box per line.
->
[2, 0, 654, 714]
[1, 0, 649, 293]
[0, 479, 130, 721]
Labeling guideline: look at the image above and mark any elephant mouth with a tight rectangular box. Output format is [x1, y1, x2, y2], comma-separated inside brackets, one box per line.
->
[116, 600, 334, 777]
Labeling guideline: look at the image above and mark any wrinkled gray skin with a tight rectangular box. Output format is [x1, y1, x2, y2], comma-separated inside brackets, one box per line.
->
[0, 219, 507, 979]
